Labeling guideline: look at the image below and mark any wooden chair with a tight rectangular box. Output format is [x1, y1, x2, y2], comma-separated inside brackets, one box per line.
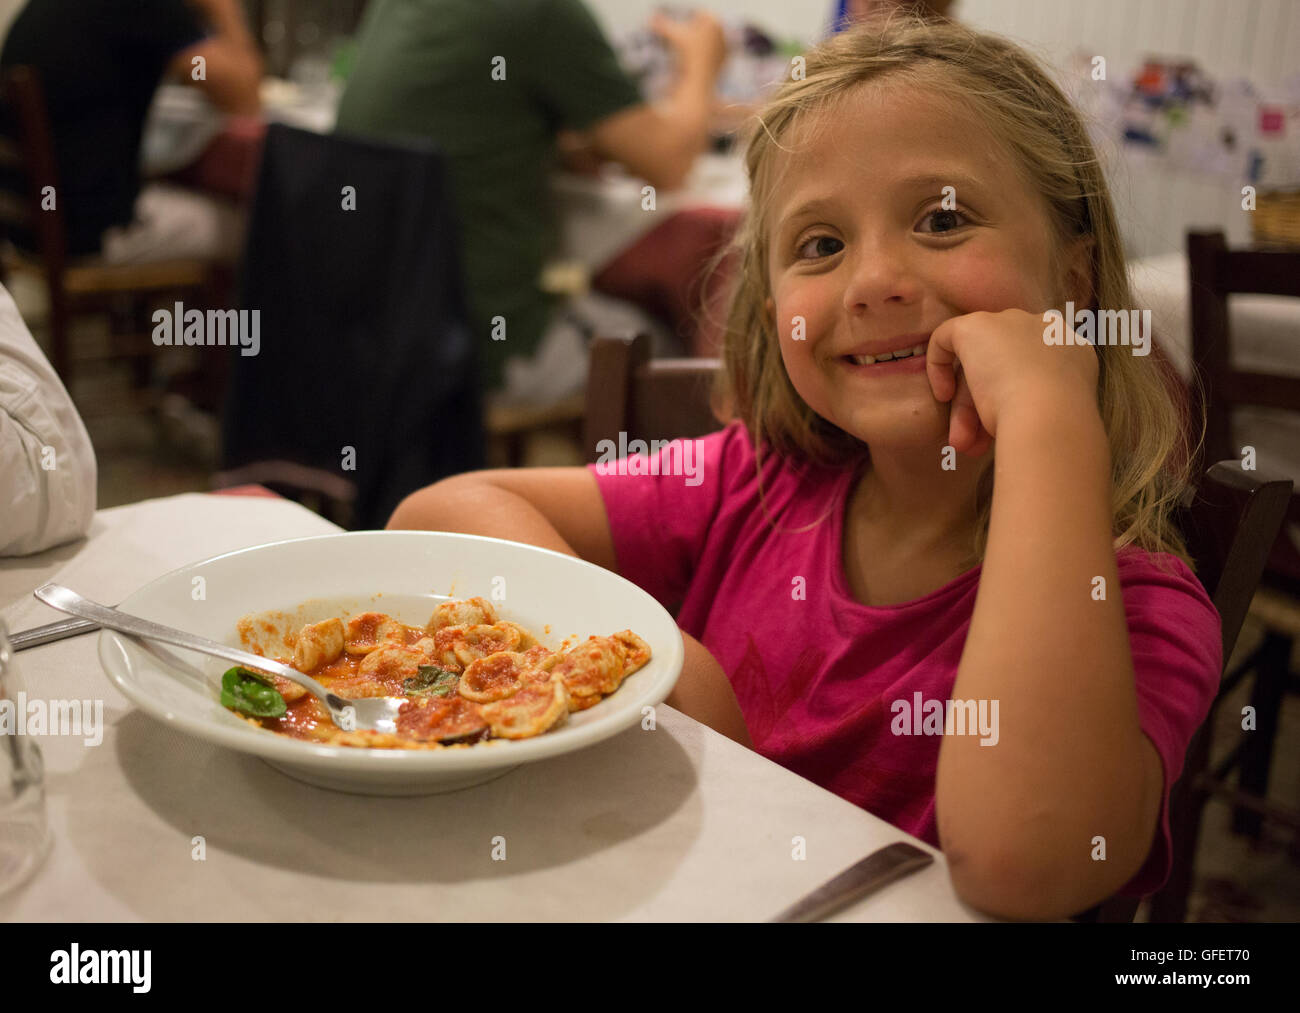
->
[218, 122, 483, 529]
[584, 333, 1293, 923]
[0, 65, 217, 408]
[1146, 460, 1294, 921]
[1184, 230, 1300, 844]
[210, 460, 357, 529]
[487, 392, 587, 469]
[583, 332, 729, 458]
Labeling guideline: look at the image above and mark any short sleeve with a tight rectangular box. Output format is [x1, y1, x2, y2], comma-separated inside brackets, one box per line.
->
[118, 0, 208, 68]
[1113, 548, 1223, 897]
[516, 0, 643, 130]
[586, 422, 745, 612]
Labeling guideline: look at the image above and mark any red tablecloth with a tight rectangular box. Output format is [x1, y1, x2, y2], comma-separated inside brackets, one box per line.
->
[593, 206, 741, 358]
[208, 484, 280, 498]
[166, 115, 267, 201]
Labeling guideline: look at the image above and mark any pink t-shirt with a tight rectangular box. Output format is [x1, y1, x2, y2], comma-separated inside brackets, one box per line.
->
[587, 419, 1222, 898]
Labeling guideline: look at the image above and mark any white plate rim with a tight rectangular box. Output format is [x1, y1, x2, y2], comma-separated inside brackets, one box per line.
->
[98, 529, 684, 773]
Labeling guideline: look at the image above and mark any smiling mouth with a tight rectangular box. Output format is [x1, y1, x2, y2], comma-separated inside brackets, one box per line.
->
[843, 342, 928, 366]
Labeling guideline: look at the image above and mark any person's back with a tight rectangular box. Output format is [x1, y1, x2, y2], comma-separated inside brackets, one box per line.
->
[336, 0, 644, 393]
[0, 0, 207, 255]
[0, 0, 261, 263]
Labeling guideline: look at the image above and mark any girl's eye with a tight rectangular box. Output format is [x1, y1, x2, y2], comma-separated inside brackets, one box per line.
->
[796, 235, 844, 259]
[916, 208, 969, 234]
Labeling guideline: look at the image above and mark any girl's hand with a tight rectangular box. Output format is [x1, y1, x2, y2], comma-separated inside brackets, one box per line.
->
[925, 309, 1100, 457]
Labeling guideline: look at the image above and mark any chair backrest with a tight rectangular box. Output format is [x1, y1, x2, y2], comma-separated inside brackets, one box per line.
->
[583, 333, 728, 461]
[222, 122, 485, 529]
[1187, 229, 1300, 587]
[0, 66, 66, 267]
[583, 331, 1295, 922]
[1174, 460, 1293, 661]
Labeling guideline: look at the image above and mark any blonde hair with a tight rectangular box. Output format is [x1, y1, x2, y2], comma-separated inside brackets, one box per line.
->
[713, 14, 1201, 572]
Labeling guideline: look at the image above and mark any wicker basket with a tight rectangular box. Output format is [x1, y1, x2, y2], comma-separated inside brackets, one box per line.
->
[1252, 189, 1300, 248]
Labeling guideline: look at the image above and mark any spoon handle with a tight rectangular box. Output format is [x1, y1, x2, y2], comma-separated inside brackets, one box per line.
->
[33, 582, 331, 700]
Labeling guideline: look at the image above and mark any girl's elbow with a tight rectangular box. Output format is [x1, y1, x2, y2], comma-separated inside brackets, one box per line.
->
[386, 479, 453, 529]
[945, 834, 1146, 920]
[387, 472, 497, 529]
[947, 849, 1068, 920]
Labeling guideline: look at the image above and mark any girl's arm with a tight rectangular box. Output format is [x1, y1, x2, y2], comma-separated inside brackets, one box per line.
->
[934, 391, 1163, 921]
[387, 470, 752, 748]
[925, 308, 1167, 920]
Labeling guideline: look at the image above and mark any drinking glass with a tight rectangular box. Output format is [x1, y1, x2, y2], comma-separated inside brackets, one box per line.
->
[0, 618, 52, 895]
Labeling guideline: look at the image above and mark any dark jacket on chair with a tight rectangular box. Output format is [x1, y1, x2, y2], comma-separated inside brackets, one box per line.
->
[222, 123, 484, 528]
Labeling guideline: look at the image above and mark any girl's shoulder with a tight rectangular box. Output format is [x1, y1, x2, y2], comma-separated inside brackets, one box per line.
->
[1114, 543, 1221, 644]
[1115, 543, 1209, 597]
[716, 418, 851, 496]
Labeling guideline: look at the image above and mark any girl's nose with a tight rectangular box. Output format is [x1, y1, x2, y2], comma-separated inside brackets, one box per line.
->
[841, 242, 922, 313]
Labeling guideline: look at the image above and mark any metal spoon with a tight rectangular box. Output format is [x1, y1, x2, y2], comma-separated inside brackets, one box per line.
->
[33, 583, 405, 734]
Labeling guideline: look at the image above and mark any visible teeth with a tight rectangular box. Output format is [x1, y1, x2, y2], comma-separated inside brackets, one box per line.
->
[849, 343, 925, 366]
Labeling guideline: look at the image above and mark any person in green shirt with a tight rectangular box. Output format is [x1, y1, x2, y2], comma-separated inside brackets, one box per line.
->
[336, 0, 727, 401]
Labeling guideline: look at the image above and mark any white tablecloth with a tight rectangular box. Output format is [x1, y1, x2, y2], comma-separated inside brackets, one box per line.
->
[0, 493, 982, 921]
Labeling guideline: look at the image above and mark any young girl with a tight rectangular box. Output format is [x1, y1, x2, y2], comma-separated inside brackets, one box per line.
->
[388, 16, 1222, 921]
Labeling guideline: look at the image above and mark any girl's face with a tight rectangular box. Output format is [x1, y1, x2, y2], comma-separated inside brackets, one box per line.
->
[765, 82, 1084, 452]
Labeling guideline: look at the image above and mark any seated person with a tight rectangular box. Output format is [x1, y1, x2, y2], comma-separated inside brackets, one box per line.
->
[386, 16, 1224, 921]
[335, 1, 728, 404]
[0, 280, 95, 555]
[0, 0, 262, 265]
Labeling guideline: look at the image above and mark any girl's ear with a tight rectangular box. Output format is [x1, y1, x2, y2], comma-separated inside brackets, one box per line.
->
[765, 296, 775, 321]
[1063, 236, 1096, 309]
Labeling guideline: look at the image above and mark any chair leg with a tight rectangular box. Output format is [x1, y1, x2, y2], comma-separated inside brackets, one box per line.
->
[1231, 632, 1293, 838]
[1149, 720, 1214, 922]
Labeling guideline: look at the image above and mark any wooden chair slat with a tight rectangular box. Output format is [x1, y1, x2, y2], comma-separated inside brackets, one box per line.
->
[1224, 371, 1300, 414]
[1222, 249, 1300, 295]
[62, 258, 210, 294]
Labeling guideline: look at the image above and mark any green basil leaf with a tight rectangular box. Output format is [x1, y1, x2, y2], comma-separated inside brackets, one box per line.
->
[221, 666, 287, 718]
[404, 664, 459, 698]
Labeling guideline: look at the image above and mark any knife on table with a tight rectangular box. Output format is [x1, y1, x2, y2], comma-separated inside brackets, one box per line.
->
[771, 841, 935, 922]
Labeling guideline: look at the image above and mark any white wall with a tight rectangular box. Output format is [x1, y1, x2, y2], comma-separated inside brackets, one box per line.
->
[588, 0, 1297, 80]
[955, 0, 1300, 257]
[585, 0, 829, 42]
[589, 0, 1300, 257]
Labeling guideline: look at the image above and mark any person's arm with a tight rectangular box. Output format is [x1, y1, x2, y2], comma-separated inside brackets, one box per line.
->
[583, 12, 727, 191]
[0, 287, 96, 556]
[920, 307, 1173, 921]
[934, 393, 1162, 921]
[387, 468, 753, 748]
[168, 0, 263, 115]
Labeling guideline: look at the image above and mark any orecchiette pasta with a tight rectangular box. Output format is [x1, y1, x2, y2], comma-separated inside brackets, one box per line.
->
[228, 600, 652, 749]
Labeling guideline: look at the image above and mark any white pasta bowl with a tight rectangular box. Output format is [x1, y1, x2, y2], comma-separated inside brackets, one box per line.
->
[98, 530, 684, 795]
